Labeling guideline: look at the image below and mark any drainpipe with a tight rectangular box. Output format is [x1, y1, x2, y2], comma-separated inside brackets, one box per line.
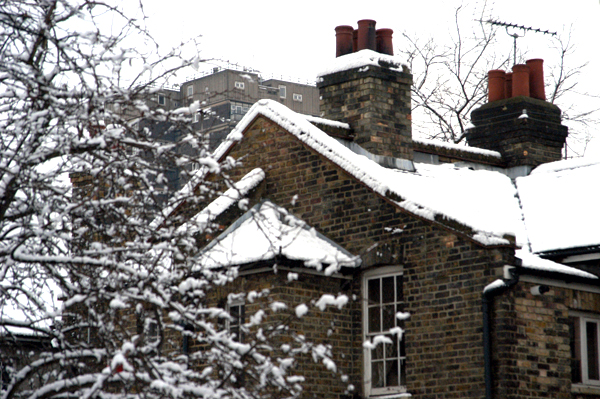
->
[482, 266, 519, 399]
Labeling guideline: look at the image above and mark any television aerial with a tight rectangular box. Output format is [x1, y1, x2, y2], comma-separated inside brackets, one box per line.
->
[478, 19, 557, 65]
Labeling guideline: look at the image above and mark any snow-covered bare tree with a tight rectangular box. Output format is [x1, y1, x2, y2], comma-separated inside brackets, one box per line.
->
[0, 1, 345, 398]
[400, 2, 598, 154]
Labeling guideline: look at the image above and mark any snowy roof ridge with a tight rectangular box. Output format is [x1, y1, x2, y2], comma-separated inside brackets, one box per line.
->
[213, 99, 519, 246]
[176, 168, 265, 236]
[316, 49, 407, 78]
[304, 115, 351, 130]
[413, 137, 502, 159]
[198, 200, 360, 273]
[224, 99, 393, 196]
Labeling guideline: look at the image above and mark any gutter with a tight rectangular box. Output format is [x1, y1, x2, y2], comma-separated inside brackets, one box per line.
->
[482, 266, 519, 399]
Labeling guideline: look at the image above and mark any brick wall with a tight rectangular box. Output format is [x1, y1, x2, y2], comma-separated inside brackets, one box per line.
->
[220, 116, 517, 398]
[208, 270, 358, 399]
[403, 232, 513, 398]
[466, 96, 568, 168]
[0, 336, 54, 393]
[494, 280, 600, 399]
[318, 65, 413, 160]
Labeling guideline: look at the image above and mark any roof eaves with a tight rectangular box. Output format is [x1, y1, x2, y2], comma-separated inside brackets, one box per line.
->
[516, 250, 598, 281]
[413, 138, 505, 167]
[516, 265, 600, 285]
[537, 245, 600, 260]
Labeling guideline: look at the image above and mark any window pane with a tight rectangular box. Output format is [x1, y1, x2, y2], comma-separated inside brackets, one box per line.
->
[400, 335, 406, 358]
[372, 361, 384, 388]
[365, 271, 404, 392]
[587, 321, 599, 380]
[383, 304, 395, 331]
[396, 275, 403, 301]
[570, 317, 581, 383]
[386, 360, 399, 387]
[368, 279, 380, 304]
[369, 307, 380, 333]
[228, 303, 244, 342]
[382, 277, 395, 303]
[373, 343, 383, 360]
[385, 336, 398, 359]
[400, 357, 406, 386]
[148, 321, 158, 343]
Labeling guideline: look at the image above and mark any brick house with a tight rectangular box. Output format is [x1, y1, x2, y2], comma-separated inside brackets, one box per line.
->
[167, 20, 600, 399]
[0, 333, 54, 393]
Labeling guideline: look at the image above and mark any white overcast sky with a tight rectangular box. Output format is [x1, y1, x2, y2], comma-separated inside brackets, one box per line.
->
[136, 0, 600, 156]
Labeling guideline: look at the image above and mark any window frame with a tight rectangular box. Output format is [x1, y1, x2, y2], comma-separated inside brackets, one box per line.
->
[158, 94, 165, 105]
[293, 93, 303, 102]
[230, 101, 250, 121]
[227, 299, 245, 343]
[572, 312, 600, 386]
[187, 85, 193, 97]
[278, 85, 286, 99]
[147, 319, 159, 343]
[362, 266, 406, 397]
[234, 81, 245, 90]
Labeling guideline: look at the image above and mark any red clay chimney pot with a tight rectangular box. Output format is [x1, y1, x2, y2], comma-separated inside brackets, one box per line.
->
[335, 25, 355, 57]
[512, 64, 530, 97]
[526, 59, 546, 101]
[357, 19, 377, 51]
[376, 28, 394, 55]
[488, 70, 506, 102]
[504, 72, 513, 98]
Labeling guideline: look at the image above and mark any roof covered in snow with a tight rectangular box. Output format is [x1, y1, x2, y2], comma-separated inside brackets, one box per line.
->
[197, 98, 600, 261]
[214, 99, 520, 246]
[197, 200, 360, 273]
[516, 250, 598, 279]
[516, 158, 600, 254]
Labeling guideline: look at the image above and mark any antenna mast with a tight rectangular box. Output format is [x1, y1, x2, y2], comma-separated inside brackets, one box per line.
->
[478, 19, 557, 65]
